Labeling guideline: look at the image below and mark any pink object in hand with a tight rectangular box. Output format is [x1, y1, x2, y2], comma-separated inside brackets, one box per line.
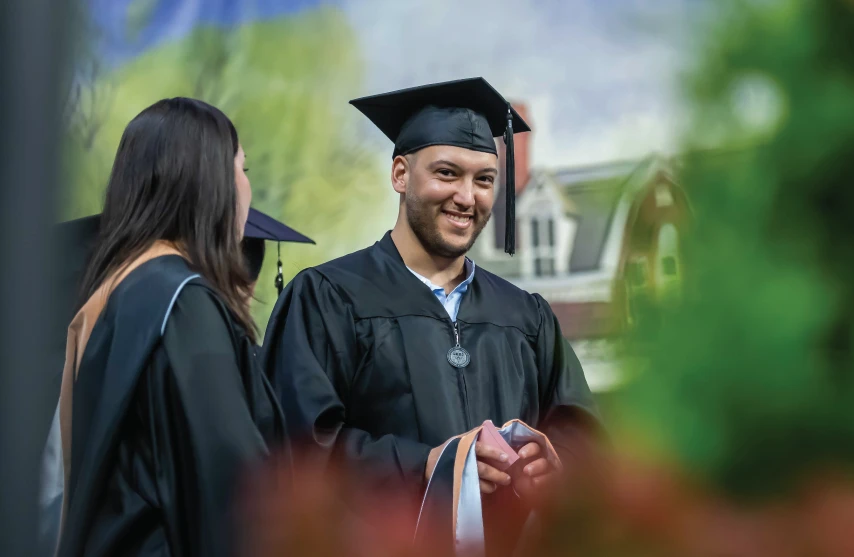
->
[477, 420, 520, 471]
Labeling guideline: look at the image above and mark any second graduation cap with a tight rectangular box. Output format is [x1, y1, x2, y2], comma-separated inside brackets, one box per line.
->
[349, 77, 531, 255]
[241, 208, 314, 295]
[58, 207, 314, 300]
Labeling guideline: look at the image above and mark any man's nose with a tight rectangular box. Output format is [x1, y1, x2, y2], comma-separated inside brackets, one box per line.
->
[452, 177, 475, 208]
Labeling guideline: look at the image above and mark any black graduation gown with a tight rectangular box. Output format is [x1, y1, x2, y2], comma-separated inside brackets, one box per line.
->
[59, 255, 285, 557]
[262, 233, 600, 501]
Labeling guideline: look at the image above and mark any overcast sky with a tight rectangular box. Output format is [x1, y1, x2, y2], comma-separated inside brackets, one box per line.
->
[90, 0, 704, 170]
[342, 0, 701, 169]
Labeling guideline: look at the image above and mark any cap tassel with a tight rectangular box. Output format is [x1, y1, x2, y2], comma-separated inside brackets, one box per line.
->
[275, 242, 284, 296]
[504, 105, 516, 256]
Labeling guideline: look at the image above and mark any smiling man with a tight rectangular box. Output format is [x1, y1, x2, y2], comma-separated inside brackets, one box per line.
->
[262, 78, 600, 521]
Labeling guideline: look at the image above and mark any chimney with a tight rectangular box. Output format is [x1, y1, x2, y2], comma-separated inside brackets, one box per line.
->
[493, 102, 532, 251]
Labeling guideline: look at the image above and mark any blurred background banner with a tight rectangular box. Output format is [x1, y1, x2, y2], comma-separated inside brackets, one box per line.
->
[65, 0, 698, 393]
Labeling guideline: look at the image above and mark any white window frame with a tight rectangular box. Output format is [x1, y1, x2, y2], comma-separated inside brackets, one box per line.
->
[531, 215, 557, 277]
[655, 223, 681, 300]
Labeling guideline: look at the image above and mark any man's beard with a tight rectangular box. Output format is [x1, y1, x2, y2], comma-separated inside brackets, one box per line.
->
[405, 192, 490, 258]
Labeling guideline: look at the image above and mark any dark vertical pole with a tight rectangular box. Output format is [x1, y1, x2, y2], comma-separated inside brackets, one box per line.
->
[0, 0, 73, 554]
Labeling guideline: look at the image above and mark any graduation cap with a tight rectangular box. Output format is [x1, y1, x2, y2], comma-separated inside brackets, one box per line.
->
[241, 208, 314, 295]
[58, 207, 314, 298]
[349, 77, 531, 255]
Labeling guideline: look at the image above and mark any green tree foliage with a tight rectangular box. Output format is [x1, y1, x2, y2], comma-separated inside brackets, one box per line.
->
[61, 7, 393, 331]
[610, 0, 854, 501]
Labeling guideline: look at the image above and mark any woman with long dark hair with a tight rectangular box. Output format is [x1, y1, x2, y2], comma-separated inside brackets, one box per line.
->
[56, 98, 285, 557]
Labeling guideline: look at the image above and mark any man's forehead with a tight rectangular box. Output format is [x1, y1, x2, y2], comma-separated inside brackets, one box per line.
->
[415, 145, 499, 168]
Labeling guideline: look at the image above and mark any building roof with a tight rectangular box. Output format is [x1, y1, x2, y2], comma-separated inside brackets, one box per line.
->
[550, 157, 659, 273]
[475, 154, 674, 285]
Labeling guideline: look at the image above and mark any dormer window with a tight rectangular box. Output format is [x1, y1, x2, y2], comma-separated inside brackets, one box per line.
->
[532, 217, 556, 277]
[625, 255, 651, 328]
[655, 223, 681, 301]
[515, 174, 577, 280]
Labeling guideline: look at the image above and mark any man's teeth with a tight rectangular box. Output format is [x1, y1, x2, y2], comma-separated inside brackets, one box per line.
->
[446, 213, 472, 223]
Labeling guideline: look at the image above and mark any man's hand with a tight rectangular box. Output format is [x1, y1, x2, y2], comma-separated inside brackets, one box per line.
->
[425, 440, 512, 494]
[474, 441, 512, 494]
[512, 442, 560, 503]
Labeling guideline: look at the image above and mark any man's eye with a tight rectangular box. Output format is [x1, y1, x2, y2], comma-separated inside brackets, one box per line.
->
[478, 175, 495, 184]
[437, 169, 454, 177]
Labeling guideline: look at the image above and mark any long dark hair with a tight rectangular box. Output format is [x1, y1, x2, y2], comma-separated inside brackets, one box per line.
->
[77, 97, 256, 340]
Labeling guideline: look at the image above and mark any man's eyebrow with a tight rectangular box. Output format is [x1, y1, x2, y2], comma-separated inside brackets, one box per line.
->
[429, 159, 464, 170]
[428, 160, 498, 174]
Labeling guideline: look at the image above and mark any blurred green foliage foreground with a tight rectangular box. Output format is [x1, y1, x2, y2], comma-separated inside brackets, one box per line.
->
[241, 1, 854, 555]
[612, 0, 854, 500]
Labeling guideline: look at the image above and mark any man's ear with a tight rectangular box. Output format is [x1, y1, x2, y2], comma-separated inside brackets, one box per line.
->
[391, 154, 411, 194]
